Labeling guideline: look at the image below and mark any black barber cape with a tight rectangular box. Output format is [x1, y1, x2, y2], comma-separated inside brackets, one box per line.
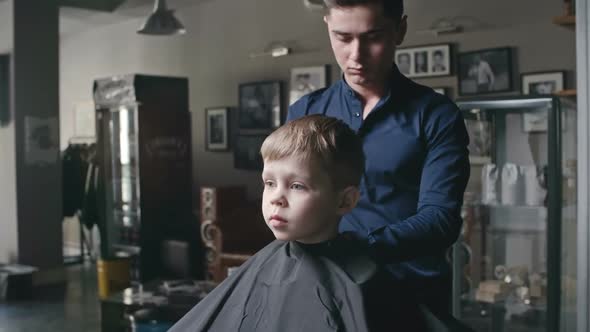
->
[170, 237, 456, 332]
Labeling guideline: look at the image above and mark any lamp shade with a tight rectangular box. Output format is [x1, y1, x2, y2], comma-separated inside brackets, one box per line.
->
[137, 0, 186, 35]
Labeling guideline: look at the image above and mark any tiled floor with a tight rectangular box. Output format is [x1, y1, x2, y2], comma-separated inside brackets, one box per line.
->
[0, 263, 101, 332]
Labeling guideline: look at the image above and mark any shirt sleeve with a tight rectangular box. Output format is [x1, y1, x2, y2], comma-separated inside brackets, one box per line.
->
[367, 97, 471, 262]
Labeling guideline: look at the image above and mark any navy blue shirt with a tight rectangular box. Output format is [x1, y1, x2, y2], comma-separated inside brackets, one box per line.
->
[288, 67, 470, 292]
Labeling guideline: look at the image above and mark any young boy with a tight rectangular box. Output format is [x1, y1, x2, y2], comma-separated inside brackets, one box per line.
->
[169, 115, 453, 332]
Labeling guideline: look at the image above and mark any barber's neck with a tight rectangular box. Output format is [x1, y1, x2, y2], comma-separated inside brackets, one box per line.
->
[350, 82, 386, 102]
[345, 71, 391, 102]
[346, 75, 390, 119]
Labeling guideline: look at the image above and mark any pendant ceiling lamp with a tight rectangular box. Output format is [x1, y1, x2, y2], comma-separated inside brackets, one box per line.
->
[137, 0, 186, 35]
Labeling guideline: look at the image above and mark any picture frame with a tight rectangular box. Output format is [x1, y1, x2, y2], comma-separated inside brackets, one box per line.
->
[521, 71, 565, 95]
[394, 44, 451, 78]
[289, 65, 330, 106]
[205, 107, 230, 151]
[458, 47, 513, 96]
[238, 81, 282, 130]
[234, 134, 267, 170]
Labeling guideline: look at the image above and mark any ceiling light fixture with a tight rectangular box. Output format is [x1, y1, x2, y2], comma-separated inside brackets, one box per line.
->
[249, 43, 292, 59]
[416, 18, 463, 36]
[303, 0, 325, 11]
[137, 0, 186, 36]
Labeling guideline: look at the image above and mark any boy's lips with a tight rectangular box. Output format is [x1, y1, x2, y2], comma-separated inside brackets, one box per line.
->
[270, 215, 287, 223]
[270, 215, 288, 228]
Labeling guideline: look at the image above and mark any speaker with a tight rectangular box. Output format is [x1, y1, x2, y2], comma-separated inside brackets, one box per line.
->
[200, 186, 247, 222]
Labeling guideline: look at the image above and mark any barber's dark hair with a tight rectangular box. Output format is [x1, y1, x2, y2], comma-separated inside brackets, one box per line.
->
[323, 0, 404, 22]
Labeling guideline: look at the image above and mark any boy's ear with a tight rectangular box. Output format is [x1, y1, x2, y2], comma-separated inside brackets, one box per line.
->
[337, 186, 360, 215]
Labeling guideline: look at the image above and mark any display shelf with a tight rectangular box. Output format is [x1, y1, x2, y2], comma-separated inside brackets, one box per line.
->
[457, 96, 577, 332]
[485, 204, 547, 232]
[469, 156, 492, 165]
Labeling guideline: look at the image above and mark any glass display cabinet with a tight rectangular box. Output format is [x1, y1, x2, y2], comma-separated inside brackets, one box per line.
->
[453, 96, 577, 332]
[93, 75, 202, 282]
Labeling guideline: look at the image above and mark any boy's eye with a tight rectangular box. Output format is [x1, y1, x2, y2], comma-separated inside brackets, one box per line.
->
[290, 183, 306, 190]
[264, 180, 275, 188]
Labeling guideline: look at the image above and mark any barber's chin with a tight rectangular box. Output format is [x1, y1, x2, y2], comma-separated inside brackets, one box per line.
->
[345, 72, 364, 82]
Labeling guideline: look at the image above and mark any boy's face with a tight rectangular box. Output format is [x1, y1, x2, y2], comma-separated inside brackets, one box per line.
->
[261, 155, 354, 243]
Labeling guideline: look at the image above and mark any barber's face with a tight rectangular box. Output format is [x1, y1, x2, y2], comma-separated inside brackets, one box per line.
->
[324, 3, 406, 88]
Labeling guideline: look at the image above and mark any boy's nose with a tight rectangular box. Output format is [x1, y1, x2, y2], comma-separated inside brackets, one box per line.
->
[271, 195, 287, 207]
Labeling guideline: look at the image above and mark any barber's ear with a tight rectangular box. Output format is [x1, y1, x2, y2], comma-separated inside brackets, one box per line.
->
[337, 186, 360, 215]
[323, 15, 329, 24]
[395, 15, 408, 46]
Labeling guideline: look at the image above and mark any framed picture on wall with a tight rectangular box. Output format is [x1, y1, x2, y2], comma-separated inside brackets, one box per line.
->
[205, 107, 230, 151]
[521, 71, 565, 95]
[394, 44, 451, 78]
[289, 65, 330, 106]
[238, 81, 282, 130]
[458, 47, 513, 96]
[234, 134, 267, 170]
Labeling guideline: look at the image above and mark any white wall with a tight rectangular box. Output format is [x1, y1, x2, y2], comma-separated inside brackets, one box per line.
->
[58, 0, 576, 204]
[0, 0, 18, 264]
[59, 16, 189, 147]
[0, 1, 12, 53]
[0, 0, 575, 254]
[405, 0, 576, 93]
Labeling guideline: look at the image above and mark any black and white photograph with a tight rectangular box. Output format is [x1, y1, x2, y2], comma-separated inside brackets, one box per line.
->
[431, 49, 448, 73]
[239, 81, 282, 130]
[289, 65, 330, 106]
[521, 71, 565, 95]
[396, 52, 412, 75]
[458, 47, 513, 96]
[394, 44, 451, 78]
[205, 107, 230, 151]
[414, 51, 428, 74]
[234, 134, 267, 170]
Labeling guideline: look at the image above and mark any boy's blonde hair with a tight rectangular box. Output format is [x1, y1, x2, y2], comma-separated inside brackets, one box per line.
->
[260, 115, 364, 189]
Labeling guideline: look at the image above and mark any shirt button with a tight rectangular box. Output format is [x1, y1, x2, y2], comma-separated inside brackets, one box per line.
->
[349, 91, 354, 97]
[354, 112, 360, 117]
